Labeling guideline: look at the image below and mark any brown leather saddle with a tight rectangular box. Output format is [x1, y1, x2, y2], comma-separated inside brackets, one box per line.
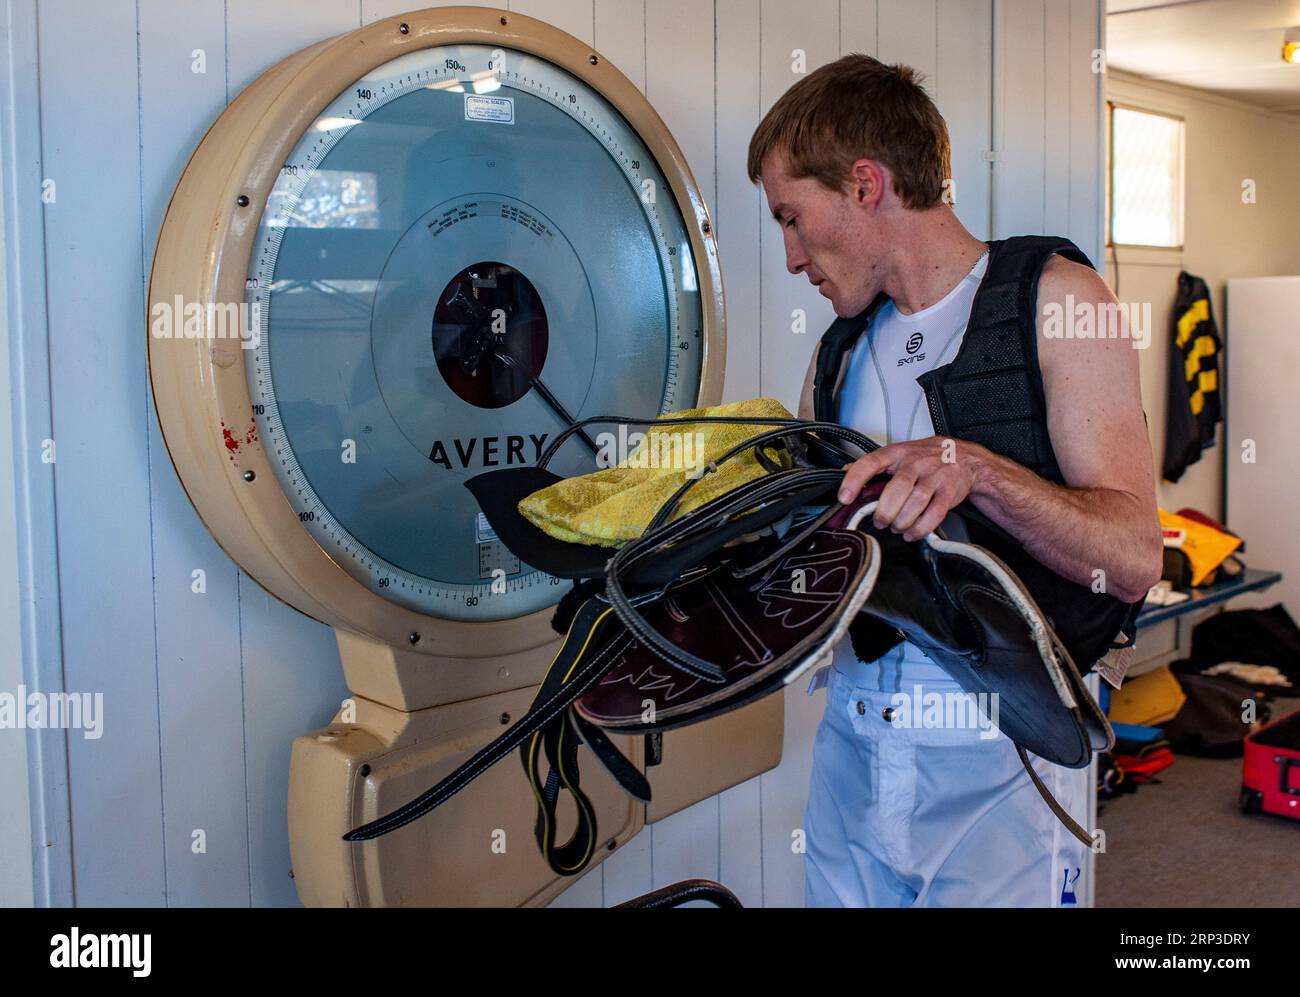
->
[344, 414, 1137, 873]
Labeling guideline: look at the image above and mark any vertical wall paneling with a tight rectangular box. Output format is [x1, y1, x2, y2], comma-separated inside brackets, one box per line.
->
[645, 0, 716, 215]
[1043, 0, 1072, 241]
[547, 870, 604, 909]
[508, 0, 594, 42]
[1, 0, 71, 907]
[222, 0, 361, 908]
[715, 0, 761, 404]
[936, 0, 992, 240]
[597, 817, 653, 907]
[646, 803, 722, 900]
[363, 0, 501, 23]
[223, 0, 357, 97]
[499, 1, 609, 911]
[839, 0, 879, 57]
[237, 581, 349, 907]
[0, 86, 33, 906]
[138, 0, 251, 909]
[754, 0, 841, 909]
[587, 0, 652, 908]
[765, 683, 823, 907]
[594, 0, 646, 94]
[756, 0, 839, 417]
[877, 0, 937, 85]
[639, 0, 727, 903]
[37, 0, 162, 907]
[1070, 0, 1104, 266]
[713, 0, 767, 909]
[993, 0, 1046, 238]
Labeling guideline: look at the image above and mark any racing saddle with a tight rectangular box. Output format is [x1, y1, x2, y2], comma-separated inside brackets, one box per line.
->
[344, 414, 1137, 874]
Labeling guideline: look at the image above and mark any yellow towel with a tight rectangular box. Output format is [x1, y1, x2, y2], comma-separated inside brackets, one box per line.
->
[518, 397, 796, 546]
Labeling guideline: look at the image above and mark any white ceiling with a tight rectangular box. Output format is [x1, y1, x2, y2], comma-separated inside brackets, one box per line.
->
[1106, 0, 1300, 115]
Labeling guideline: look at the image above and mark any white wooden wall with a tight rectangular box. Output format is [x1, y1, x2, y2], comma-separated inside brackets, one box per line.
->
[3, 0, 1106, 907]
[0, 55, 34, 907]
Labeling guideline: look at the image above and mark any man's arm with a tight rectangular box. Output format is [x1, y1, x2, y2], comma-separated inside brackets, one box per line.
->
[834, 253, 1162, 603]
[964, 254, 1162, 601]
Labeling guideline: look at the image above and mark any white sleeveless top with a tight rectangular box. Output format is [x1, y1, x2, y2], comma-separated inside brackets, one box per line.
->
[832, 251, 989, 690]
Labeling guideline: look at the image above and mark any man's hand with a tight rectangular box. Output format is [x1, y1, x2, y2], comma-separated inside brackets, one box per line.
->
[837, 437, 987, 542]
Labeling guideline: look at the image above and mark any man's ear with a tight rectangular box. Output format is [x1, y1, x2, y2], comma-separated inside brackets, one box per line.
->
[848, 159, 886, 207]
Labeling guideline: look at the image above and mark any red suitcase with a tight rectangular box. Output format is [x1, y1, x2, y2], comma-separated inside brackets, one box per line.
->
[1240, 707, 1300, 820]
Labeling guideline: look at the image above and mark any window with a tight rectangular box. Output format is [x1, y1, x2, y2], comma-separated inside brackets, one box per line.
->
[1107, 104, 1185, 248]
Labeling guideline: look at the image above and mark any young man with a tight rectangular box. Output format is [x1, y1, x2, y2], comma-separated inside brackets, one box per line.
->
[747, 54, 1162, 907]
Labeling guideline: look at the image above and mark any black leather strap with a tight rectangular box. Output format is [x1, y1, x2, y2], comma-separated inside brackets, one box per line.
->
[534, 412, 878, 477]
[524, 709, 598, 875]
[604, 471, 845, 679]
[1015, 744, 1096, 849]
[569, 709, 651, 802]
[614, 878, 744, 909]
[343, 597, 624, 843]
[599, 423, 883, 682]
[730, 501, 843, 579]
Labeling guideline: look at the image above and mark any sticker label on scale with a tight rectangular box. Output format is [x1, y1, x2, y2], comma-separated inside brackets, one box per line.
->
[464, 94, 514, 124]
[475, 512, 499, 543]
[476, 513, 520, 578]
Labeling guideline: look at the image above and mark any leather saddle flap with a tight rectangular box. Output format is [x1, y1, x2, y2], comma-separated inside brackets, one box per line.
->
[576, 526, 880, 729]
[854, 518, 1105, 768]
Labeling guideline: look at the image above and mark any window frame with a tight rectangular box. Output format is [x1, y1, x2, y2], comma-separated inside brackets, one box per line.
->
[1105, 100, 1187, 251]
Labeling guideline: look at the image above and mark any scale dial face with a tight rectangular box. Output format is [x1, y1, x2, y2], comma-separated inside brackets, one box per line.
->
[246, 44, 705, 622]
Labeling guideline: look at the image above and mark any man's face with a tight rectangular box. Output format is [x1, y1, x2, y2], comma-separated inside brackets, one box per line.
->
[760, 149, 878, 317]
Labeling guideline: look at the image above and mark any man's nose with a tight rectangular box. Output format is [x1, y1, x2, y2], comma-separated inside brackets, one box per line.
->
[783, 230, 808, 275]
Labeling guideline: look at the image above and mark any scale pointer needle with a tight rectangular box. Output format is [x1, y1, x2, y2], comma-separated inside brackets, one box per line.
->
[493, 351, 601, 457]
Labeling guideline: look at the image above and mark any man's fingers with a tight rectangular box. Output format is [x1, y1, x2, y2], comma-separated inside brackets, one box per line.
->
[827, 436, 969, 540]
[871, 470, 918, 529]
[902, 498, 950, 542]
[837, 449, 888, 504]
[887, 484, 935, 534]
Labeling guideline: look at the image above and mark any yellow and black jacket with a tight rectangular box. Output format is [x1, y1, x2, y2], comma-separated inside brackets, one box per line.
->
[1163, 271, 1222, 483]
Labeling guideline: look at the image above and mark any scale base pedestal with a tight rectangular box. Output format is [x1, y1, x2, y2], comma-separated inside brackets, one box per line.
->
[287, 630, 785, 907]
[287, 687, 644, 907]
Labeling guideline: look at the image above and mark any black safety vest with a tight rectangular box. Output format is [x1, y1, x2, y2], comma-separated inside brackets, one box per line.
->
[814, 234, 1142, 667]
[813, 235, 1090, 483]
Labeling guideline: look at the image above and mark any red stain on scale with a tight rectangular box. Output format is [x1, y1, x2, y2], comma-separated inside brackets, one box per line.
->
[221, 421, 240, 457]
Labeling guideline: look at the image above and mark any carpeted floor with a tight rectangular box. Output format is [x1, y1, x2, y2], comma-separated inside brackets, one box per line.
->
[1095, 697, 1300, 907]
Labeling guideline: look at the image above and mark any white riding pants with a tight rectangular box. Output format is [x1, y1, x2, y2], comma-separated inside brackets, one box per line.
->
[804, 650, 1090, 908]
